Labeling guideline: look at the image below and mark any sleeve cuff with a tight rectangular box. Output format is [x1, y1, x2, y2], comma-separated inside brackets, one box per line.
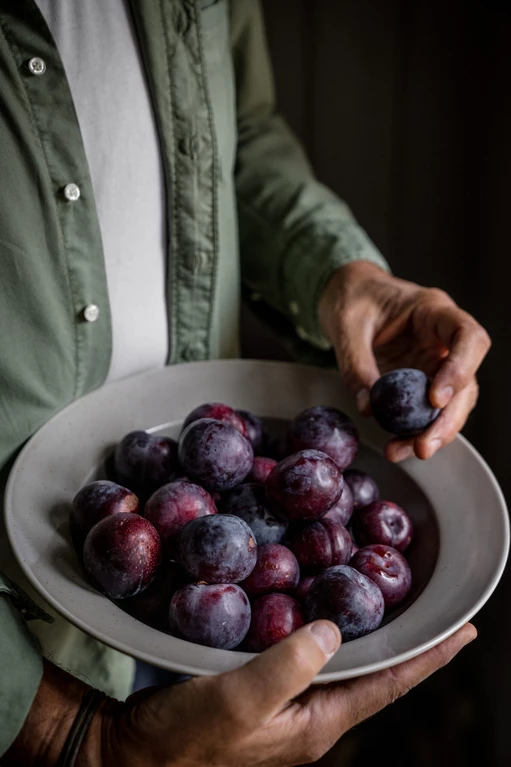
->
[282, 220, 390, 350]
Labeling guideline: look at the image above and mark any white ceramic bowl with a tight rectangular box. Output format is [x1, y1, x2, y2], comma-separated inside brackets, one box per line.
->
[5, 360, 509, 681]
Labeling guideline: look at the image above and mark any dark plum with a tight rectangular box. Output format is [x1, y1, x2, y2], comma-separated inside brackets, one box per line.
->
[352, 500, 413, 552]
[122, 561, 185, 629]
[178, 419, 253, 492]
[144, 479, 217, 557]
[182, 403, 247, 438]
[114, 431, 180, 499]
[244, 594, 304, 652]
[306, 565, 384, 642]
[70, 480, 139, 550]
[236, 409, 265, 453]
[241, 544, 300, 598]
[293, 575, 316, 604]
[344, 469, 380, 510]
[370, 368, 440, 436]
[287, 406, 359, 471]
[350, 541, 360, 558]
[266, 449, 343, 522]
[177, 514, 256, 583]
[247, 456, 278, 485]
[83, 514, 161, 600]
[289, 517, 352, 573]
[350, 544, 412, 610]
[169, 583, 251, 650]
[221, 484, 287, 545]
[324, 481, 354, 526]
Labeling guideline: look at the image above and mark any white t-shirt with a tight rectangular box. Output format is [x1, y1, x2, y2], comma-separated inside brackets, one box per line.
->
[35, 0, 169, 382]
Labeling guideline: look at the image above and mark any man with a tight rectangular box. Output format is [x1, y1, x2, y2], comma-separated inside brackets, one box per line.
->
[0, 0, 489, 764]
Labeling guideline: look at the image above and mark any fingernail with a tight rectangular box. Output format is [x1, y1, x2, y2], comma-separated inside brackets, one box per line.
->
[428, 438, 442, 456]
[436, 386, 454, 408]
[356, 389, 370, 415]
[309, 622, 341, 657]
[393, 445, 414, 462]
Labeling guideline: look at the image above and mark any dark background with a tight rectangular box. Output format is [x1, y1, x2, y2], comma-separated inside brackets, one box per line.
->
[242, 1, 511, 765]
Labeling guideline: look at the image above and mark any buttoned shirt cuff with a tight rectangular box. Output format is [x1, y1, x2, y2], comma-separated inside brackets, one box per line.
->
[0, 573, 52, 756]
[282, 224, 390, 350]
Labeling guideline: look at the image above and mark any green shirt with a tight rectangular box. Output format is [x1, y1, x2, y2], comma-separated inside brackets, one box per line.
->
[0, 0, 388, 754]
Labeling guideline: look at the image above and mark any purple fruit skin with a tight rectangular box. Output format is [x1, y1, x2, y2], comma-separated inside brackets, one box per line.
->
[114, 431, 180, 498]
[144, 479, 217, 557]
[266, 449, 344, 522]
[289, 517, 352, 573]
[178, 419, 254, 492]
[70, 480, 139, 549]
[220, 483, 287, 545]
[350, 544, 412, 610]
[370, 368, 440, 436]
[352, 500, 413, 552]
[247, 456, 278, 485]
[293, 575, 316, 604]
[306, 565, 385, 642]
[178, 514, 257, 583]
[169, 583, 251, 650]
[287, 406, 359, 471]
[83, 514, 161, 600]
[244, 594, 304, 652]
[122, 561, 185, 629]
[241, 543, 300, 597]
[344, 469, 380, 510]
[324, 481, 354, 526]
[182, 403, 248, 438]
[236, 409, 265, 453]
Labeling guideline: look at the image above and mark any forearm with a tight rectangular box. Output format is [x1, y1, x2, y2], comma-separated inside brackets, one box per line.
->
[3, 659, 105, 767]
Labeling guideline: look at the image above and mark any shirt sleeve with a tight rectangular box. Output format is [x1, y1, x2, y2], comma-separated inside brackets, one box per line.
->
[0, 572, 51, 756]
[231, 0, 390, 352]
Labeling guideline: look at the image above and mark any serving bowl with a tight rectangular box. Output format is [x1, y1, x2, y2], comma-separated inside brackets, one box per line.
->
[5, 360, 509, 681]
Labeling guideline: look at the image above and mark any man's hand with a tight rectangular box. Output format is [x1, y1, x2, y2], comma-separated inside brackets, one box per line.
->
[94, 621, 475, 767]
[318, 262, 491, 462]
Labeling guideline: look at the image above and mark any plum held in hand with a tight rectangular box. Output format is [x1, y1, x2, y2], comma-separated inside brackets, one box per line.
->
[178, 418, 253, 492]
[306, 565, 384, 642]
[247, 456, 278, 485]
[266, 449, 343, 522]
[350, 544, 412, 610]
[244, 593, 304, 652]
[114, 431, 180, 499]
[70, 480, 139, 551]
[287, 406, 359, 471]
[83, 514, 161, 600]
[241, 543, 300, 598]
[343, 468, 380, 510]
[289, 517, 352, 573]
[370, 368, 440, 436]
[182, 402, 248, 437]
[169, 583, 251, 650]
[352, 500, 413, 552]
[122, 561, 185, 629]
[144, 479, 217, 557]
[221, 483, 287, 545]
[236, 409, 265, 453]
[323, 481, 354, 526]
[177, 514, 257, 583]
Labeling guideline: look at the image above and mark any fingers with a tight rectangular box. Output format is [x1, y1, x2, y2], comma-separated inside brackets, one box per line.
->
[315, 624, 477, 735]
[220, 621, 341, 724]
[428, 306, 491, 408]
[332, 308, 381, 414]
[386, 377, 479, 462]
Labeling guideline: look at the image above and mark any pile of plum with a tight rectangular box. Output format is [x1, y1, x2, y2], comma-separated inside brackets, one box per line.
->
[71, 398, 417, 653]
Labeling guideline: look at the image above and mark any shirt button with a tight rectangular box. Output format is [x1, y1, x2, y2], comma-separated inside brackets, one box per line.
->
[83, 304, 99, 323]
[296, 326, 309, 342]
[64, 183, 81, 201]
[27, 57, 46, 76]
[182, 344, 203, 362]
[192, 251, 209, 275]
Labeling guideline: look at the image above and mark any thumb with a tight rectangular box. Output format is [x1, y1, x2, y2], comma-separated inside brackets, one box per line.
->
[333, 311, 380, 414]
[222, 621, 341, 724]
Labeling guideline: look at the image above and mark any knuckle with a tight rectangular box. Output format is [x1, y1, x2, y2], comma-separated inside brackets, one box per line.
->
[424, 287, 451, 305]
[477, 326, 492, 351]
